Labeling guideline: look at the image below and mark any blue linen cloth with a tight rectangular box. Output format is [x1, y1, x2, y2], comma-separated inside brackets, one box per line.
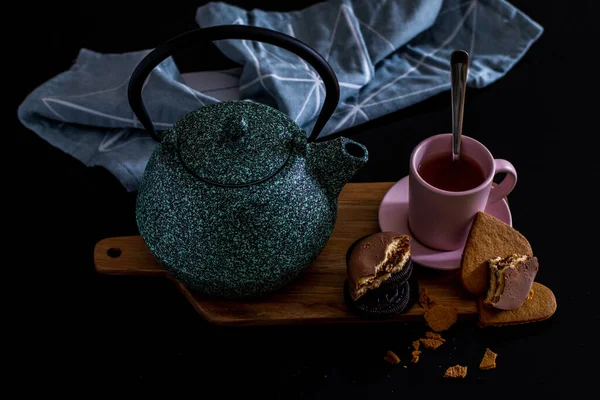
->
[18, 0, 543, 191]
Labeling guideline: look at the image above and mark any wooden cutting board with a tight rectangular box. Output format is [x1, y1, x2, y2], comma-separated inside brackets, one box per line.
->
[94, 182, 478, 326]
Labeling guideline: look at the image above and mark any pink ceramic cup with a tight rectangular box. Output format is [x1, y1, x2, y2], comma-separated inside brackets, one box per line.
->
[408, 134, 517, 251]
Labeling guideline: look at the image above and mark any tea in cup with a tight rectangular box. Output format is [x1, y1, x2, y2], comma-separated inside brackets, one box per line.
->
[408, 134, 517, 251]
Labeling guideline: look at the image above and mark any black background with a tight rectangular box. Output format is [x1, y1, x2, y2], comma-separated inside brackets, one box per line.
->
[10, 0, 599, 396]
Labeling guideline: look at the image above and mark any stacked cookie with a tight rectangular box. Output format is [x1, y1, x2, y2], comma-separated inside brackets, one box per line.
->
[460, 212, 557, 326]
[344, 232, 418, 319]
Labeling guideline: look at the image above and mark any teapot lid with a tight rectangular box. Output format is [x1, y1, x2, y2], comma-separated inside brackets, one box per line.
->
[174, 101, 302, 187]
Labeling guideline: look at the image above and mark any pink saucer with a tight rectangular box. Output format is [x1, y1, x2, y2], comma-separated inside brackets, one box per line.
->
[378, 176, 512, 270]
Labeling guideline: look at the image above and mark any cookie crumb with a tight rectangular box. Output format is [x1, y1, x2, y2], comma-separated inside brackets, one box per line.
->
[419, 288, 437, 309]
[383, 350, 401, 364]
[412, 340, 420, 351]
[479, 348, 497, 370]
[411, 350, 421, 363]
[444, 365, 467, 378]
[419, 338, 445, 350]
[425, 332, 445, 341]
[424, 305, 458, 332]
[403, 365, 407, 369]
[527, 289, 535, 300]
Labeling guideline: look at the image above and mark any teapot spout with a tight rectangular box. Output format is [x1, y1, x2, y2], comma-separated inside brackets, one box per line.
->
[306, 136, 368, 198]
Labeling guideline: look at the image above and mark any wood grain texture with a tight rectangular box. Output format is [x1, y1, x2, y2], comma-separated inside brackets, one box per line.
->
[94, 182, 478, 326]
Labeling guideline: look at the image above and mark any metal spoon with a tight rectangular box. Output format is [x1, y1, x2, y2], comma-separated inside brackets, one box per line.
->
[450, 50, 469, 161]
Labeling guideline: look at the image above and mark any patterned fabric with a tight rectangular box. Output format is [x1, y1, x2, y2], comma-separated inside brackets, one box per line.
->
[17, 0, 543, 191]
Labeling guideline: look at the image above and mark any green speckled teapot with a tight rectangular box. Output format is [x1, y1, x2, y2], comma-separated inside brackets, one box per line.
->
[128, 25, 368, 299]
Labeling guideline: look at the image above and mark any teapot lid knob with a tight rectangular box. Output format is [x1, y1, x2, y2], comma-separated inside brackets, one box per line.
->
[174, 101, 305, 187]
[224, 117, 249, 143]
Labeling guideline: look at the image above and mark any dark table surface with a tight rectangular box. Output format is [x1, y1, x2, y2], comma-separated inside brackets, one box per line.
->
[10, 0, 599, 396]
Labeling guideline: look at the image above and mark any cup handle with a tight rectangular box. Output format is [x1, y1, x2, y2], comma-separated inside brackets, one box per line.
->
[488, 159, 517, 204]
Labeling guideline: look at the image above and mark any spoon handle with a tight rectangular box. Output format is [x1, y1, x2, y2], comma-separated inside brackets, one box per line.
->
[451, 50, 469, 161]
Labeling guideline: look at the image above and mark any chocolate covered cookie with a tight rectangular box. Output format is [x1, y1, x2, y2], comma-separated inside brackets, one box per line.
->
[344, 275, 419, 320]
[478, 282, 557, 327]
[346, 232, 412, 301]
[344, 232, 418, 319]
[484, 254, 539, 310]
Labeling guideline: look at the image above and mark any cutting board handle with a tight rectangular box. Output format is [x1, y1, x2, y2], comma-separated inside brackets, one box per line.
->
[94, 236, 167, 277]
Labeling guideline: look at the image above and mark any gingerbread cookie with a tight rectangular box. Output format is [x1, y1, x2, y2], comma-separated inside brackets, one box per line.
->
[419, 338, 444, 350]
[444, 365, 467, 378]
[460, 212, 533, 295]
[424, 304, 458, 332]
[478, 282, 556, 327]
[479, 348, 497, 370]
[411, 350, 421, 363]
[383, 350, 401, 364]
[419, 331, 446, 350]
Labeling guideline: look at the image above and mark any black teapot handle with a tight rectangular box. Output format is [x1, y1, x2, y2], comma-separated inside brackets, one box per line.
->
[128, 25, 340, 143]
